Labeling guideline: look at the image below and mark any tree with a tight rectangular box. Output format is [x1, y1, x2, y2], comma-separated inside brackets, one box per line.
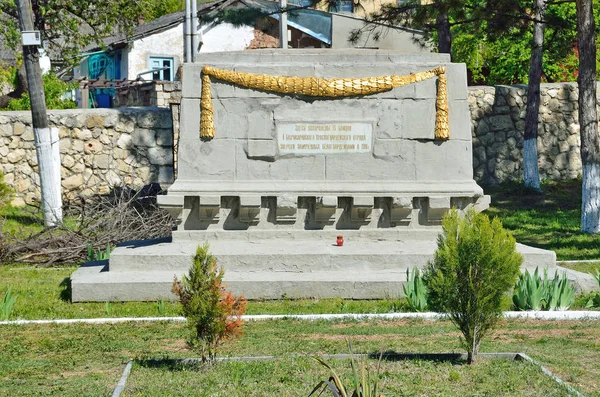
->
[424, 209, 522, 364]
[576, 0, 600, 233]
[522, 0, 546, 192]
[172, 243, 246, 363]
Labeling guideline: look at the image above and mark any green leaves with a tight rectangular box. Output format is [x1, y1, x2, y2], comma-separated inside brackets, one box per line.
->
[86, 242, 113, 261]
[512, 268, 576, 311]
[403, 267, 428, 312]
[172, 243, 246, 363]
[1, 286, 17, 321]
[424, 209, 522, 364]
[310, 341, 383, 397]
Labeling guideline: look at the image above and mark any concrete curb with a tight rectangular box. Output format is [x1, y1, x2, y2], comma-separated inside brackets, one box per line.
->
[516, 353, 584, 397]
[2, 311, 600, 326]
[114, 353, 582, 396]
[111, 360, 132, 397]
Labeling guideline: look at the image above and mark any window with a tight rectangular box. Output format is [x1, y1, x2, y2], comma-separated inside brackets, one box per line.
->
[331, 0, 353, 12]
[149, 57, 174, 81]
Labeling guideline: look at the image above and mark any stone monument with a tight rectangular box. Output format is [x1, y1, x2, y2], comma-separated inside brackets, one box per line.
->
[71, 49, 555, 301]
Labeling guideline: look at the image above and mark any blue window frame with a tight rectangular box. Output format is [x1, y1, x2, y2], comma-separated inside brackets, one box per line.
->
[149, 57, 174, 81]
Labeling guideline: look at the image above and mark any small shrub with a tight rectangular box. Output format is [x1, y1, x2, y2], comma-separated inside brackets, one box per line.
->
[172, 243, 246, 362]
[423, 209, 522, 364]
[157, 299, 166, 315]
[0, 171, 14, 209]
[512, 268, 576, 311]
[310, 341, 383, 397]
[403, 267, 428, 312]
[1, 287, 17, 321]
[86, 242, 113, 261]
[585, 270, 600, 308]
[7, 72, 77, 110]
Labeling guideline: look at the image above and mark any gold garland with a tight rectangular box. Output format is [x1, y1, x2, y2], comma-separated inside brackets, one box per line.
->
[200, 65, 449, 140]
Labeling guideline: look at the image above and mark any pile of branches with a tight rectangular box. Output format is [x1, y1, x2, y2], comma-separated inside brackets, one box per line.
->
[1, 184, 174, 266]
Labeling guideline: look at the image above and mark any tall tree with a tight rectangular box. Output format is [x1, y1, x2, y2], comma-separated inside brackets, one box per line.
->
[576, 0, 600, 233]
[522, 0, 546, 191]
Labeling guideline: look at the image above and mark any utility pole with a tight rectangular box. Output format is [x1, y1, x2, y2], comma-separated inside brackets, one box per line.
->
[16, 0, 62, 227]
[279, 0, 288, 49]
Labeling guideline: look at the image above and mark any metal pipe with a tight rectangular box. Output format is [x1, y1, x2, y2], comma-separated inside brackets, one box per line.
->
[191, 0, 199, 62]
[184, 0, 191, 63]
[279, 0, 287, 49]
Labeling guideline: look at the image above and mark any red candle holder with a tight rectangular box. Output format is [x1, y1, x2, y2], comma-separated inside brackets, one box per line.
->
[336, 235, 344, 246]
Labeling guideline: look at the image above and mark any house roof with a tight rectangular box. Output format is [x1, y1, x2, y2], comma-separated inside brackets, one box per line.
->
[85, 0, 332, 52]
[85, 0, 243, 52]
[247, 0, 332, 44]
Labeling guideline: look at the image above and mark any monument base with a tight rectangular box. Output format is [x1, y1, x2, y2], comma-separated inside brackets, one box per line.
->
[70, 231, 560, 302]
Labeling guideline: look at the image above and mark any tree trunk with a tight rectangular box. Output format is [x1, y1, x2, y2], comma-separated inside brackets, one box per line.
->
[16, 0, 63, 227]
[436, 10, 452, 59]
[577, 0, 600, 233]
[523, 0, 545, 192]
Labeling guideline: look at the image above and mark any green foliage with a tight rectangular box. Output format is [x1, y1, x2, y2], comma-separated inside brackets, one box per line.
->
[156, 299, 166, 316]
[0, 0, 148, 67]
[402, 267, 428, 312]
[512, 268, 576, 311]
[1, 286, 17, 321]
[172, 243, 246, 362]
[585, 270, 600, 308]
[0, 171, 14, 209]
[142, 0, 185, 21]
[104, 301, 112, 316]
[423, 209, 522, 364]
[6, 72, 76, 110]
[86, 243, 113, 261]
[310, 342, 383, 397]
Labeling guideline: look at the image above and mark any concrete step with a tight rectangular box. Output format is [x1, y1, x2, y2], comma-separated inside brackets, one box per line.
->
[109, 238, 556, 273]
[71, 265, 409, 301]
[71, 237, 558, 302]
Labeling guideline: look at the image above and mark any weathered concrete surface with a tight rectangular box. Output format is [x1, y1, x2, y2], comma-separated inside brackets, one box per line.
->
[71, 236, 559, 302]
[70, 50, 559, 301]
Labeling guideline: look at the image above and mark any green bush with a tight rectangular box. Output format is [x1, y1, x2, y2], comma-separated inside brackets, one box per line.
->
[0, 171, 13, 208]
[6, 72, 76, 111]
[585, 270, 600, 309]
[172, 243, 246, 362]
[424, 209, 522, 364]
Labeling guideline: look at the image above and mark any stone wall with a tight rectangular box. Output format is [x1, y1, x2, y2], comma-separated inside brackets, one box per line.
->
[114, 81, 182, 108]
[469, 83, 583, 185]
[0, 108, 175, 206]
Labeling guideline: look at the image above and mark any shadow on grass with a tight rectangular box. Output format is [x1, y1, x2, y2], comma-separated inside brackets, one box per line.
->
[59, 277, 71, 302]
[368, 351, 467, 365]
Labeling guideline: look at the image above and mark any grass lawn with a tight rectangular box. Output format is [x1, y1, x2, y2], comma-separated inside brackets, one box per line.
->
[1, 318, 599, 396]
[485, 179, 600, 261]
[560, 261, 600, 276]
[0, 266, 412, 320]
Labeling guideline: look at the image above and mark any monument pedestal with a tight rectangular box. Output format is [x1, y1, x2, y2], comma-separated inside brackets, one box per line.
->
[71, 232, 557, 302]
[71, 50, 560, 301]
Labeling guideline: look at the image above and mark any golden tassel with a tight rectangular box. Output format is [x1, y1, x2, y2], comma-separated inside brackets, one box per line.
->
[199, 66, 450, 140]
[434, 67, 450, 140]
[200, 73, 214, 139]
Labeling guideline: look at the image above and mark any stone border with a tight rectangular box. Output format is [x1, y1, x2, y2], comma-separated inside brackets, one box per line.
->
[2, 311, 600, 326]
[112, 352, 583, 397]
[111, 360, 132, 397]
